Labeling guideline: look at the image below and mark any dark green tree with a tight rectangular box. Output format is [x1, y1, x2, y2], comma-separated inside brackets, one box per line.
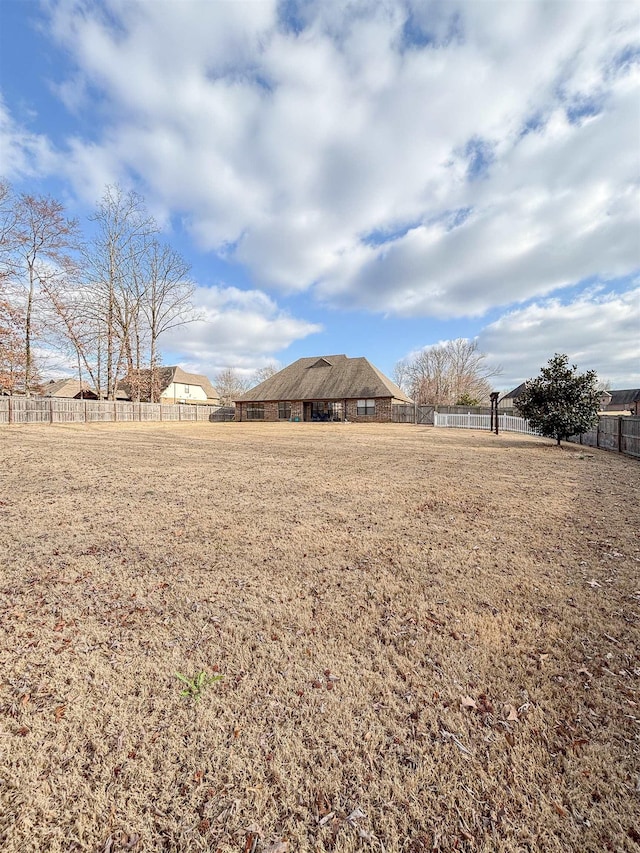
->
[455, 392, 481, 406]
[515, 354, 601, 445]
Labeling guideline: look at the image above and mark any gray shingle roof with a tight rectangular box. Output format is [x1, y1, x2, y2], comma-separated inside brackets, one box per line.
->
[236, 355, 413, 403]
[606, 389, 640, 407]
[501, 382, 526, 401]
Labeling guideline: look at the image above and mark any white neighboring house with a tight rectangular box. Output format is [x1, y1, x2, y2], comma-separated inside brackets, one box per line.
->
[158, 367, 221, 405]
[119, 366, 221, 405]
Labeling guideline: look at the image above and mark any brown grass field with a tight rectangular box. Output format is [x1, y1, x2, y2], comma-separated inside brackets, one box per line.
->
[0, 422, 639, 853]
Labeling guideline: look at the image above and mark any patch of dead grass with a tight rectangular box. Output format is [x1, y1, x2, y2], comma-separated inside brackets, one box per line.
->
[0, 423, 639, 852]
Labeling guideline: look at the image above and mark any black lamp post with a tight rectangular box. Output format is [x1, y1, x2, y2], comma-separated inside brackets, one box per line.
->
[490, 391, 500, 435]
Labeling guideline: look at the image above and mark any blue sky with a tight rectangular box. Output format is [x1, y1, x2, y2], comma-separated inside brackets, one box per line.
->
[1, 0, 639, 390]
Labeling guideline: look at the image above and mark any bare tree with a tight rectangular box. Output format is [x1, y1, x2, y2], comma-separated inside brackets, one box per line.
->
[215, 367, 250, 406]
[140, 239, 193, 402]
[392, 359, 411, 395]
[3, 193, 82, 395]
[251, 361, 280, 387]
[396, 339, 500, 406]
[0, 180, 19, 285]
[84, 185, 157, 399]
[39, 274, 101, 396]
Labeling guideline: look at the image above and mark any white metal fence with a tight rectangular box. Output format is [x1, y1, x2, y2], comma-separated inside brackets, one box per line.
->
[434, 412, 540, 435]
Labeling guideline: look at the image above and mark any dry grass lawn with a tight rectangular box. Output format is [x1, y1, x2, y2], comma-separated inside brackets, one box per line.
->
[0, 422, 639, 853]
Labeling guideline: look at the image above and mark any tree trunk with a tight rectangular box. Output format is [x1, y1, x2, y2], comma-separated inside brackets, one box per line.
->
[24, 265, 35, 396]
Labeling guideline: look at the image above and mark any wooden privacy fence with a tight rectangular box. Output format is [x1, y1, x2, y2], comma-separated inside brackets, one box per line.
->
[566, 416, 640, 458]
[433, 410, 639, 460]
[391, 404, 434, 424]
[0, 397, 235, 425]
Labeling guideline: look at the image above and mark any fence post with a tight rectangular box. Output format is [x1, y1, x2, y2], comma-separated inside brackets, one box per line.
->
[617, 416, 623, 453]
[179, 405, 182, 422]
[8, 396, 12, 425]
[596, 419, 600, 448]
[50, 397, 54, 424]
[84, 400, 88, 423]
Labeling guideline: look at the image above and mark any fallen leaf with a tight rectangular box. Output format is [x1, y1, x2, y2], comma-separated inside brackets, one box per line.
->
[263, 842, 289, 853]
[460, 695, 477, 710]
[553, 803, 568, 817]
[577, 667, 592, 678]
[504, 704, 519, 721]
[586, 579, 601, 588]
[347, 807, 366, 823]
[54, 705, 66, 722]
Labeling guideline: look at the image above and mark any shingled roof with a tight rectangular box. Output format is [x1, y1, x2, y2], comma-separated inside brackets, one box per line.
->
[42, 378, 96, 398]
[236, 355, 412, 403]
[500, 382, 526, 402]
[605, 389, 640, 409]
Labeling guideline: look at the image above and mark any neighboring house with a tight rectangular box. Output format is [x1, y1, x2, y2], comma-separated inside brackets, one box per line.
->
[500, 383, 638, 415]
[42, 378, 99, 400]
[498, 383, 525, 410]
[602, 389, 640, 415]
[119, 366, 220, 405]
[234, 354, 412, 423]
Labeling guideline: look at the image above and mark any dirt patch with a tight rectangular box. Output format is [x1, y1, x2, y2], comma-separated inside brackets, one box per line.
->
[0, 423, 638, 852]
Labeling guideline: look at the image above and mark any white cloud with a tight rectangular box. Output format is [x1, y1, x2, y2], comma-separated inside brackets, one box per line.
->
[158, 284, 322, 378]
[478, 287, 640, 390]
[0, 97, 57, 179]
[7, 0, 640, 318]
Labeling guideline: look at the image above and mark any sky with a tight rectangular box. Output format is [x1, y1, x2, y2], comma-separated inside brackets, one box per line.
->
[1, 0, 639, 392]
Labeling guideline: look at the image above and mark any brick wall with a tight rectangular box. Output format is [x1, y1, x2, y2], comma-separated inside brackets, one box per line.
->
[346, 398, 393, 423]
[236, 401, 304, 422]
[236, 398, 394, 422]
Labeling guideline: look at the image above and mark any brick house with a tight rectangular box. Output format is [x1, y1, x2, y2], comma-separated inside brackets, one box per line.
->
[234, 355, 412, 423]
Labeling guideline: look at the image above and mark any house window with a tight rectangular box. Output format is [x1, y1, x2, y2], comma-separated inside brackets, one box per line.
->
[183, 384, 190, 395]
[357, 399, 375, 415]
[278, 402, 291, 420]
[246, 403, 265, 420]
